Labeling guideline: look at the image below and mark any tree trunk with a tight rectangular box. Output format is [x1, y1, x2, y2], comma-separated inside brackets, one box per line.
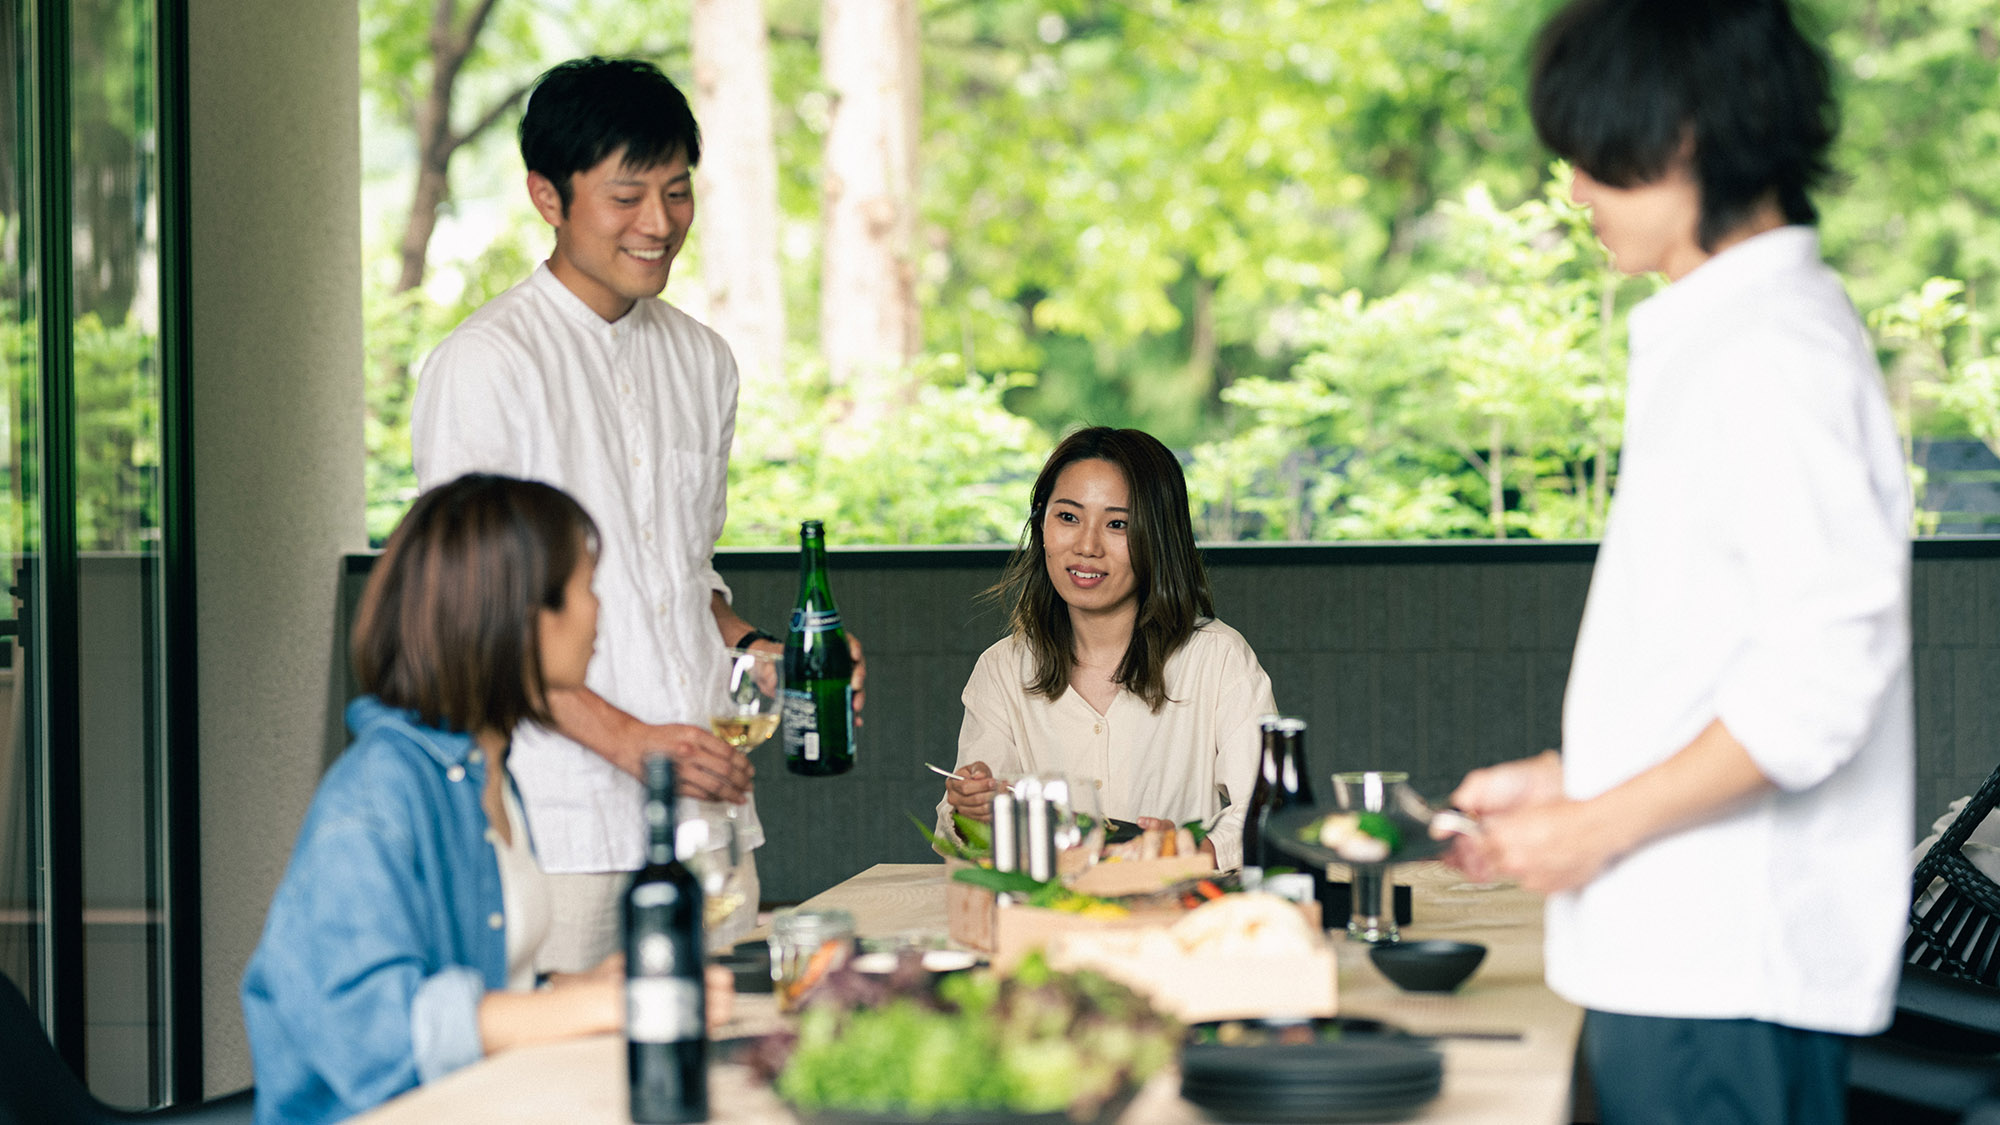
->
[1488, 416, 1506, 539]
[819, 0, 921, 395]
[1185, 272, 1217, 399]
[394, 0, 515, 295]
[692, 0, 787, 389]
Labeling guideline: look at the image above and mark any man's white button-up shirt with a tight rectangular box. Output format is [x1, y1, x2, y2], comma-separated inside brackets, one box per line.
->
[412, 264, 761, 873]
[1549, 227, 1913, 1035]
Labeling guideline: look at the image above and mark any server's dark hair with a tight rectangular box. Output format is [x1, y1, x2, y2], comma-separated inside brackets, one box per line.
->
[353, 474, 598, 736]
[1530, 0, 1836, 250]
[991, 427, 1213, 712]
[519, 56, 701, 212]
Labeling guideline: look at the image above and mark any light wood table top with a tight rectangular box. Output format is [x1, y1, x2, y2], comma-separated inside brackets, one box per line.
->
[354, 862, 1579, 1124]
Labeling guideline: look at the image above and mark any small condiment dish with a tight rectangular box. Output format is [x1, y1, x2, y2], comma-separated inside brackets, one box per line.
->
[1369, 939, 1487, 992]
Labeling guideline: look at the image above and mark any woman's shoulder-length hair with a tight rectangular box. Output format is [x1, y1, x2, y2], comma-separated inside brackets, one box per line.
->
[992, 426, 1214, 711]
[351, 473, 599, 737]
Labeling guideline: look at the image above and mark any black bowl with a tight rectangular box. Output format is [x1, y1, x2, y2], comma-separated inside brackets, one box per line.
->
[1368, 940, 1487, 992]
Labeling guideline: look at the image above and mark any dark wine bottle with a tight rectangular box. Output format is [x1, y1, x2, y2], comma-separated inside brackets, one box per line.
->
[781, 520, 856, 776]
[1242, 716, 1286, 872]
[626, 754, 707, 1123]
[1246, 716, 1314, 870]
[1278, 718, 1317, 807]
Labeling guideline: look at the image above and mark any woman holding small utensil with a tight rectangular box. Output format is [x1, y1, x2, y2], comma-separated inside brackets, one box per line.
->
[241, 475, 627, 1125]
[936, 427, 1276, 868]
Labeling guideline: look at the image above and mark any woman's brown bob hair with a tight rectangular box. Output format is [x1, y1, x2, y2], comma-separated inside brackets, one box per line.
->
[352, 473, 599, 735]
[992, 427, 1214, 711]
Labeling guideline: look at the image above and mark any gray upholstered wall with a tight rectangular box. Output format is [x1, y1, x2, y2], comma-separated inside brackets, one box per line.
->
[340, 542, 2000, 905]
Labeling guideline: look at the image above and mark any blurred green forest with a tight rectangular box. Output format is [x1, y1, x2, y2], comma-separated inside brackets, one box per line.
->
[360, 0, 2000, 545]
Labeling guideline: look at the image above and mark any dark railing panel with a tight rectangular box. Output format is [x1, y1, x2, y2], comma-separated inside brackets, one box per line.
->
[340, 541, 2000, 903]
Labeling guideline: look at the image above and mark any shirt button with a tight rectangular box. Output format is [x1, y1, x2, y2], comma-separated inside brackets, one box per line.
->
[1093, 779, 1103, 790]
[447, 765, 466, 782]
[622, 383, 633, 394]
[642, 529, 654, 542]
[468, 749, 483, 764]
[488, 912, 504, 930]
[631, 455, 643, 467]
[1093, 723, 1102, 735]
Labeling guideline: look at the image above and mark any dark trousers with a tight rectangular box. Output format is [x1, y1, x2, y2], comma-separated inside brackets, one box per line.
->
[1583, 1010, 1849, 1125]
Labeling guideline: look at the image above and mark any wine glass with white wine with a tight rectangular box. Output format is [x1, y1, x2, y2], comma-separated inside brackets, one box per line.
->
[678, 812, 751, 951]
[712, 646, 781, 753]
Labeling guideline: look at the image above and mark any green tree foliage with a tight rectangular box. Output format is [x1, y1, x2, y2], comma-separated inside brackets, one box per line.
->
[359, 0, 2000, 545]
[725, 357, 1044, 545]
[1189, 176, 1635, 541]
[920, 0, 1557, 446]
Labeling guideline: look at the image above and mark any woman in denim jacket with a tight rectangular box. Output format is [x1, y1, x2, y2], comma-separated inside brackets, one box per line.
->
[241, 474, 622, 1124]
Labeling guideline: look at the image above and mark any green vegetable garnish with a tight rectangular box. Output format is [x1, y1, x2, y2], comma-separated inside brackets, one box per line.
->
[948, 866, 1127, 915]
[1355, 811, 1402, 851]
[910, 812, 993, 861]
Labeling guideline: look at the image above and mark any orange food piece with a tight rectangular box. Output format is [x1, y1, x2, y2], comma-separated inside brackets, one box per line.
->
[786, 938, 847, 1003]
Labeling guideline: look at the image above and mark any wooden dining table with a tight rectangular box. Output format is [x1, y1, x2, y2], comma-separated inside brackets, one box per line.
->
[352, 861, 1581, 1124]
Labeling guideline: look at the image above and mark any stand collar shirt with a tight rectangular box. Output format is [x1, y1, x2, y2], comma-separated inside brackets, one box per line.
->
[411, 264, 759, 872]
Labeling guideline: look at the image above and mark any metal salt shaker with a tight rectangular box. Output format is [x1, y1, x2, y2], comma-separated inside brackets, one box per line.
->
[991, 791, 1020, 873]
[1021, 778, 1057, 882]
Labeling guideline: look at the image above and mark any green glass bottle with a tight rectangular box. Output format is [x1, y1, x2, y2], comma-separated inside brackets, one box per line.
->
[782, 520, 855, 776]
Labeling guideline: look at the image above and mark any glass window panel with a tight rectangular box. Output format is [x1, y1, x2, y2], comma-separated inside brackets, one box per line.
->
[1, 0, 48, 1017]
[70, 0, 168, 1107]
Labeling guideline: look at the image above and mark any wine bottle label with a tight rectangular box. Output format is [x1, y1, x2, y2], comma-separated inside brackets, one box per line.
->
[782, 688, 816, 756]
[626, 977, 702, 1044]
[788, 608, 843, 633]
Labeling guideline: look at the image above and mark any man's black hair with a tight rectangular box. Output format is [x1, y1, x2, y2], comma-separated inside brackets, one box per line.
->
[1530, 0, 1836, 251]
[519, 57, 701, 212]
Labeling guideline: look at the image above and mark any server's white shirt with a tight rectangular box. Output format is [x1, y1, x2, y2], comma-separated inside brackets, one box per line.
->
[412, 263, 762, 873]
[942, 620, 1276, 870]
[1549, 226, 1912, 1035]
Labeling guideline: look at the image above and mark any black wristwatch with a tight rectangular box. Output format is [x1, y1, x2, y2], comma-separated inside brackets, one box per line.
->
[733, 628, 780, 650]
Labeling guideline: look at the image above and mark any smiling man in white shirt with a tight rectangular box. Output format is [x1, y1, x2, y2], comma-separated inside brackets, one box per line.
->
[411, 58, 820, 972]
[1446, 2, 1913, 1121]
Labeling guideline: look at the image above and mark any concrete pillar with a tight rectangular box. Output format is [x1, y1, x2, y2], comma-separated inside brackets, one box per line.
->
[187, 0, 364, 1092]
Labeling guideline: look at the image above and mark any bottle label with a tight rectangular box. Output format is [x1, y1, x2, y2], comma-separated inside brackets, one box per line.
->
[788, 608, 843, 633]
[783, 686, 856, 763]
[626, 977, 702, 1044]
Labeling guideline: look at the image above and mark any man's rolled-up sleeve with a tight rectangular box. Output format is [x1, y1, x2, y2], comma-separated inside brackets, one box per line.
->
[1707, 331, 1909, 792]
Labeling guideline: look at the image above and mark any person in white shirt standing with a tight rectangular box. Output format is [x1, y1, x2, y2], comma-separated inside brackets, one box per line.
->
[1446, 2, 1913, 1121]
[411, 57, 860, 973]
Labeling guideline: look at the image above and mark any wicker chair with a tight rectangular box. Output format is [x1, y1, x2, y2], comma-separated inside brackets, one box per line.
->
[1907, 765, 2000, 984]
[1850, 764, 2000, 1123]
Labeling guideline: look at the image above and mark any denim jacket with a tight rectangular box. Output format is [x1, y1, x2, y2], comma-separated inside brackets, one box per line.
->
[241, 698, 524, 1125]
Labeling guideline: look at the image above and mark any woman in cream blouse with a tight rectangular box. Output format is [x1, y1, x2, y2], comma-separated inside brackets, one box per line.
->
[938, 427, 1277, 869]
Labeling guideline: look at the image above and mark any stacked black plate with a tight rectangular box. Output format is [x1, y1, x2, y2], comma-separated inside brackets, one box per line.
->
[1181, 1019, 1443, 1123]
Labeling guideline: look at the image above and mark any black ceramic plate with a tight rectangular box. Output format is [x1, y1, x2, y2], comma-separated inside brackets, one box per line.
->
[1101, 817, 1143, 845]
[1265, 805, 1454, 869]
[1185, 1015, 1399, 1046]
[1184, 1038, 1443, 1087]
